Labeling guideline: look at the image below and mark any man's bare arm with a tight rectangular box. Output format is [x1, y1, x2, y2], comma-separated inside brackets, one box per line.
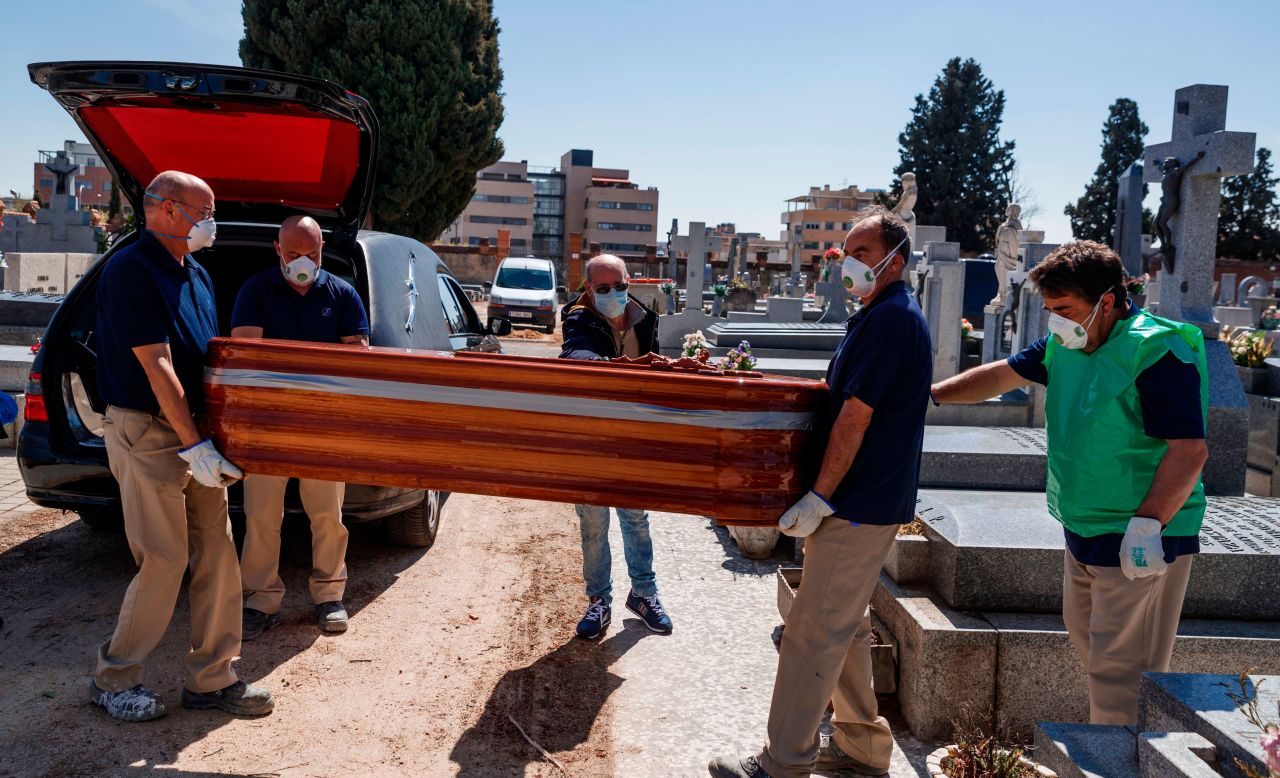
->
[931, 360, 1031, 405]
[340, 334, 369, 346]
[230, 326, 264, 339]
[131, 342, 202, 448]
[1134, 439, 1209, 525]
[812, 396, 874, 498]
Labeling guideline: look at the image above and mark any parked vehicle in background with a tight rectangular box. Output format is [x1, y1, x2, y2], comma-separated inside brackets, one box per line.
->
[19, 60, 510, 549]
[961, 257, 998, 330]
[487, 256, 558, 334]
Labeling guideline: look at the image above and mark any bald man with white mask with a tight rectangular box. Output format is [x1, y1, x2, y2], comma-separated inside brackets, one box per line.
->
[231, 215, 370, 638]
[92, 170, 272, 722]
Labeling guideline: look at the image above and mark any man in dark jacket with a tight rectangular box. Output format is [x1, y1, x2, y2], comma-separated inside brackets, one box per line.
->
[559, 254, 672, 639]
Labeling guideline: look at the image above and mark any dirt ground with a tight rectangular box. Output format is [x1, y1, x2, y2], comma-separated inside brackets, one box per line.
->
[0, 495, 620, 777]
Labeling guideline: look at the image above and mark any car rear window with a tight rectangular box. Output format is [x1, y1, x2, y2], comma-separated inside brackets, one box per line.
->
[495, 267, 553, 291]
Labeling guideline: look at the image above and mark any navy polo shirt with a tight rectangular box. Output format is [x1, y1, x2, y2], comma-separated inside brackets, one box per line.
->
[96, 230, 219, 414]
[1007, 302, 1203, 566]
[230, 267, 368, 343]
[822, 280, 933, 525]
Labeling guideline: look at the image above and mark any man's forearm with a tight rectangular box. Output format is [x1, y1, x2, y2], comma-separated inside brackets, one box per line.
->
[932, 360, 1027, 405]
[140, 357, 202, 447]
[1135, 441, 1209, 524]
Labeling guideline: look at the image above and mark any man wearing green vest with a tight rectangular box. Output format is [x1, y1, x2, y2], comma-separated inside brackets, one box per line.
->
[931, 241, 1209, 725]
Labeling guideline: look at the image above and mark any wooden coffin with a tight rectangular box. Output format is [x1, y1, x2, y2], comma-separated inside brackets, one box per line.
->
[204, 338, 828, 526]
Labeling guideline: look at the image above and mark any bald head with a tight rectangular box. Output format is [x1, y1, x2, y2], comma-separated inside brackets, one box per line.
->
[143, 170, 212, 212]
[279, 215, 322, 246]
[585, 254, 626, 285]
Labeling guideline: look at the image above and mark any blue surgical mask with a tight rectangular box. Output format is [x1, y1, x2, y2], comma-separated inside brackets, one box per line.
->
[594, 288, 628, 318]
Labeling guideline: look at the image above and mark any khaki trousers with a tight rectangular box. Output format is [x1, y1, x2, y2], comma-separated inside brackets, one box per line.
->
[759, 520, 898, 778]
[1062, 550, 1192, 725]
[95, 406, 241, 694]
[240, 473, 348, 614]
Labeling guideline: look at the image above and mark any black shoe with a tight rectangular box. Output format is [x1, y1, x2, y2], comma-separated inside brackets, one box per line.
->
[625, 590, 673, 634]
[575, 597, 611, 640]
[242, 607, 281, 641]
[181, 680, 274, 716]
[707, 754, 772, 777]
[315, 601, 348, 634]
[814, 733, 889, 775]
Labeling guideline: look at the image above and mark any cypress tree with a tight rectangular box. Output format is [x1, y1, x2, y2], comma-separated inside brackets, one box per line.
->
[240, 0, 505, 241]
[1219, 147, 1280, 262]
[1064, 98, 1149, 243]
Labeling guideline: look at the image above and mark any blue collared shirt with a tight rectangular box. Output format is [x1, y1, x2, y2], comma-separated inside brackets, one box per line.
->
[96, 230, 219, 414]
[822, 281, 933, 525]
[230, 267, 368, 343]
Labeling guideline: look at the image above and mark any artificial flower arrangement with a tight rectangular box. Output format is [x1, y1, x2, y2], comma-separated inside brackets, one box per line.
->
[961, 318, 975, 339]
[682, 330, 711, 359]
[1262, 305, 1280, 331]
[1224, 326, 1275, 368]
[660, 281, 675, 296]
[713, 282, 727, 298]
[728, 276, 750, 291]
[719, 340, 758, 372]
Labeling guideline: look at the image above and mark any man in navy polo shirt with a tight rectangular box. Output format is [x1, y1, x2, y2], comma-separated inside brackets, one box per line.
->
[710, 207, 932, 778]
[931, 241, 1208, 726]
[92, 171, 273, 723]
[232, 215, 369, 639]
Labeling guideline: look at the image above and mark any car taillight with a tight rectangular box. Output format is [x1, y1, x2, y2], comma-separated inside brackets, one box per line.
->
[536, 305, 552, 311]
[24, 371, 47, 422]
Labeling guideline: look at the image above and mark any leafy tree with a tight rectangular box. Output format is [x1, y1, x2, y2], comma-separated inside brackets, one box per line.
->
[107, 182, 121, 220]
[887, 57, 1017, 252]
[240, 0, 504, 241]
[1219, 147, 1280, 262]
[1064, 98, 1150, 242]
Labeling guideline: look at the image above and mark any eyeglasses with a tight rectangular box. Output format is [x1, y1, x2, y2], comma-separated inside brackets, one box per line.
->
[593, 282, 630, 294]
[145, 191, 215, 221]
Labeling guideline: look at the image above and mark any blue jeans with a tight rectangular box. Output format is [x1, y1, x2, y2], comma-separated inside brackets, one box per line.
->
[575, 504, 657, 606]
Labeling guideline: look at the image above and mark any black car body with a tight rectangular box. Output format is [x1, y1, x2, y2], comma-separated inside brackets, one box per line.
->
[19, 61, 505, 546]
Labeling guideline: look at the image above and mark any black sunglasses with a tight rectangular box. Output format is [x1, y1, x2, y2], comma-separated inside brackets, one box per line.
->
[593, 282, 630, 294]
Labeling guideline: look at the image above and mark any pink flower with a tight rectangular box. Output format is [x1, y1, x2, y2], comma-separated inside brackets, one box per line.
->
[1261, 725, 1280, 774]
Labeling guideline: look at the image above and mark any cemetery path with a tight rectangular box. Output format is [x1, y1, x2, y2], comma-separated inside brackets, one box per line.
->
[0, 495, 618, 777]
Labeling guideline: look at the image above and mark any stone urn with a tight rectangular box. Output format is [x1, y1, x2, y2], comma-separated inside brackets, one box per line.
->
[925, 746, 1057, 778]
[725, 287, 757, 313]
[712, 295, 725, 317]
[1238, 365, 1269, 394]
[664, 293, 675, 315]
[728, 525, 779, 560]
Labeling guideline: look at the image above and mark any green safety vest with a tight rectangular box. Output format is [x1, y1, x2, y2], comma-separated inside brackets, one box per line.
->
[1042, 311, 1208, 537]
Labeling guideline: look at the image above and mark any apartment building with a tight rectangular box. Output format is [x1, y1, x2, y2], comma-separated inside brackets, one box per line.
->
[441, 149, 659, 269]
[33, 140, 117, 209]
[781, 184, 880, 270]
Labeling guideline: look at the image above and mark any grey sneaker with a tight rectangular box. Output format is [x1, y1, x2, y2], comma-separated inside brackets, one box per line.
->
[181, 680, 274, 716]
[315, 601, 348, 634]
[707, 754, 772, 778]
[91, 681, 166, 722]
[242, 607, 281, 641]
[815, 733, 889, 775]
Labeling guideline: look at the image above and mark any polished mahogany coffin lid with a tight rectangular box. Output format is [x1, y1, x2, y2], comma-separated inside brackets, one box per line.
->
[28, 61, 378, 235]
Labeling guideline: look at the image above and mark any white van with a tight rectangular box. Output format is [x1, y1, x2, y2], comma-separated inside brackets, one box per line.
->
[487, 256, 559, 334]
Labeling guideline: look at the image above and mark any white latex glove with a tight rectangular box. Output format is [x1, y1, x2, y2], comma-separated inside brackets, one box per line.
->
[778, 490, 835, 538]
[178, 439, 244, 488]
[1119, 516, 1168, 580]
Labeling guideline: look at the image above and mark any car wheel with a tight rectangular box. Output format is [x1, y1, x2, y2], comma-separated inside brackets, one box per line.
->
[543, 322, 556, 335]
[78, 508, 123, 532]
[384, 490, 441, 548]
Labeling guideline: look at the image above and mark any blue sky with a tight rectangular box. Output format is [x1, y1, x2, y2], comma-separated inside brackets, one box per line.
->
[2, 0, 1276, 245]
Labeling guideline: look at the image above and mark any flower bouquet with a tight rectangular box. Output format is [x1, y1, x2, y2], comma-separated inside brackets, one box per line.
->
[961, 318, 974, 339]
[719, 340, 758, 372]
[1125, 273, 1150, 297]
[1224, 326, 1274, 368]
[682, 330, 711, 360]
[1262, 306, 1280, 331]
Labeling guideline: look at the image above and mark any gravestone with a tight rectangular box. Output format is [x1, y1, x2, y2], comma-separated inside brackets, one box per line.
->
[920, 241, 965, 381]
[920, 426, 1046, 490]
[765, 296, 804, 323]
[0, 194, 96, 254]
[656, 222, 723, 350]
[1139, 673, 1275, 778]
[1218, 272, 1237, 305]
[914, 225, 947, 248]
[1114, 162, 1145, 278]
[814, 276, 851, 324]
[911, 489, 1280, 618]
[1143, 85, 1256, 496]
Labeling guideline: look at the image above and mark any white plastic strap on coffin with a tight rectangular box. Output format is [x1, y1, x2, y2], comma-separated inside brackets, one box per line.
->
[205, 367, 815, 431]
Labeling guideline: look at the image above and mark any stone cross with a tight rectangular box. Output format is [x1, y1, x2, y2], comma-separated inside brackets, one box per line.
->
[815, 277, 851, 323]
[43, 152, 78, 197]
[1113, 163, 1144, 278]
[670, 221, 714, 312]
[1142, 84, 1256, 330]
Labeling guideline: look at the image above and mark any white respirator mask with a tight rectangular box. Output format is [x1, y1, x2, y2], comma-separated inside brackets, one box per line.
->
[282, 255, 319, 286]
[1047, 296, 1105, 350]
[841, 235, 908, 297]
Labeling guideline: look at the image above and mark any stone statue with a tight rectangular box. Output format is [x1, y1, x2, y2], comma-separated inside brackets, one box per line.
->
[991, 203, 1023, 306]
[1154, 151, 1204, 274]
[43, 151, 79, 197]
[893, 172, 918, 243]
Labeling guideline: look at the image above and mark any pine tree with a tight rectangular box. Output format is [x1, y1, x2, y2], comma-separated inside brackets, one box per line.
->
[1064, 99, 1149, 243]
[1219, 147, 1280, 262]
[888, 58, 1017, 252]
[240, 0, 504, 241]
